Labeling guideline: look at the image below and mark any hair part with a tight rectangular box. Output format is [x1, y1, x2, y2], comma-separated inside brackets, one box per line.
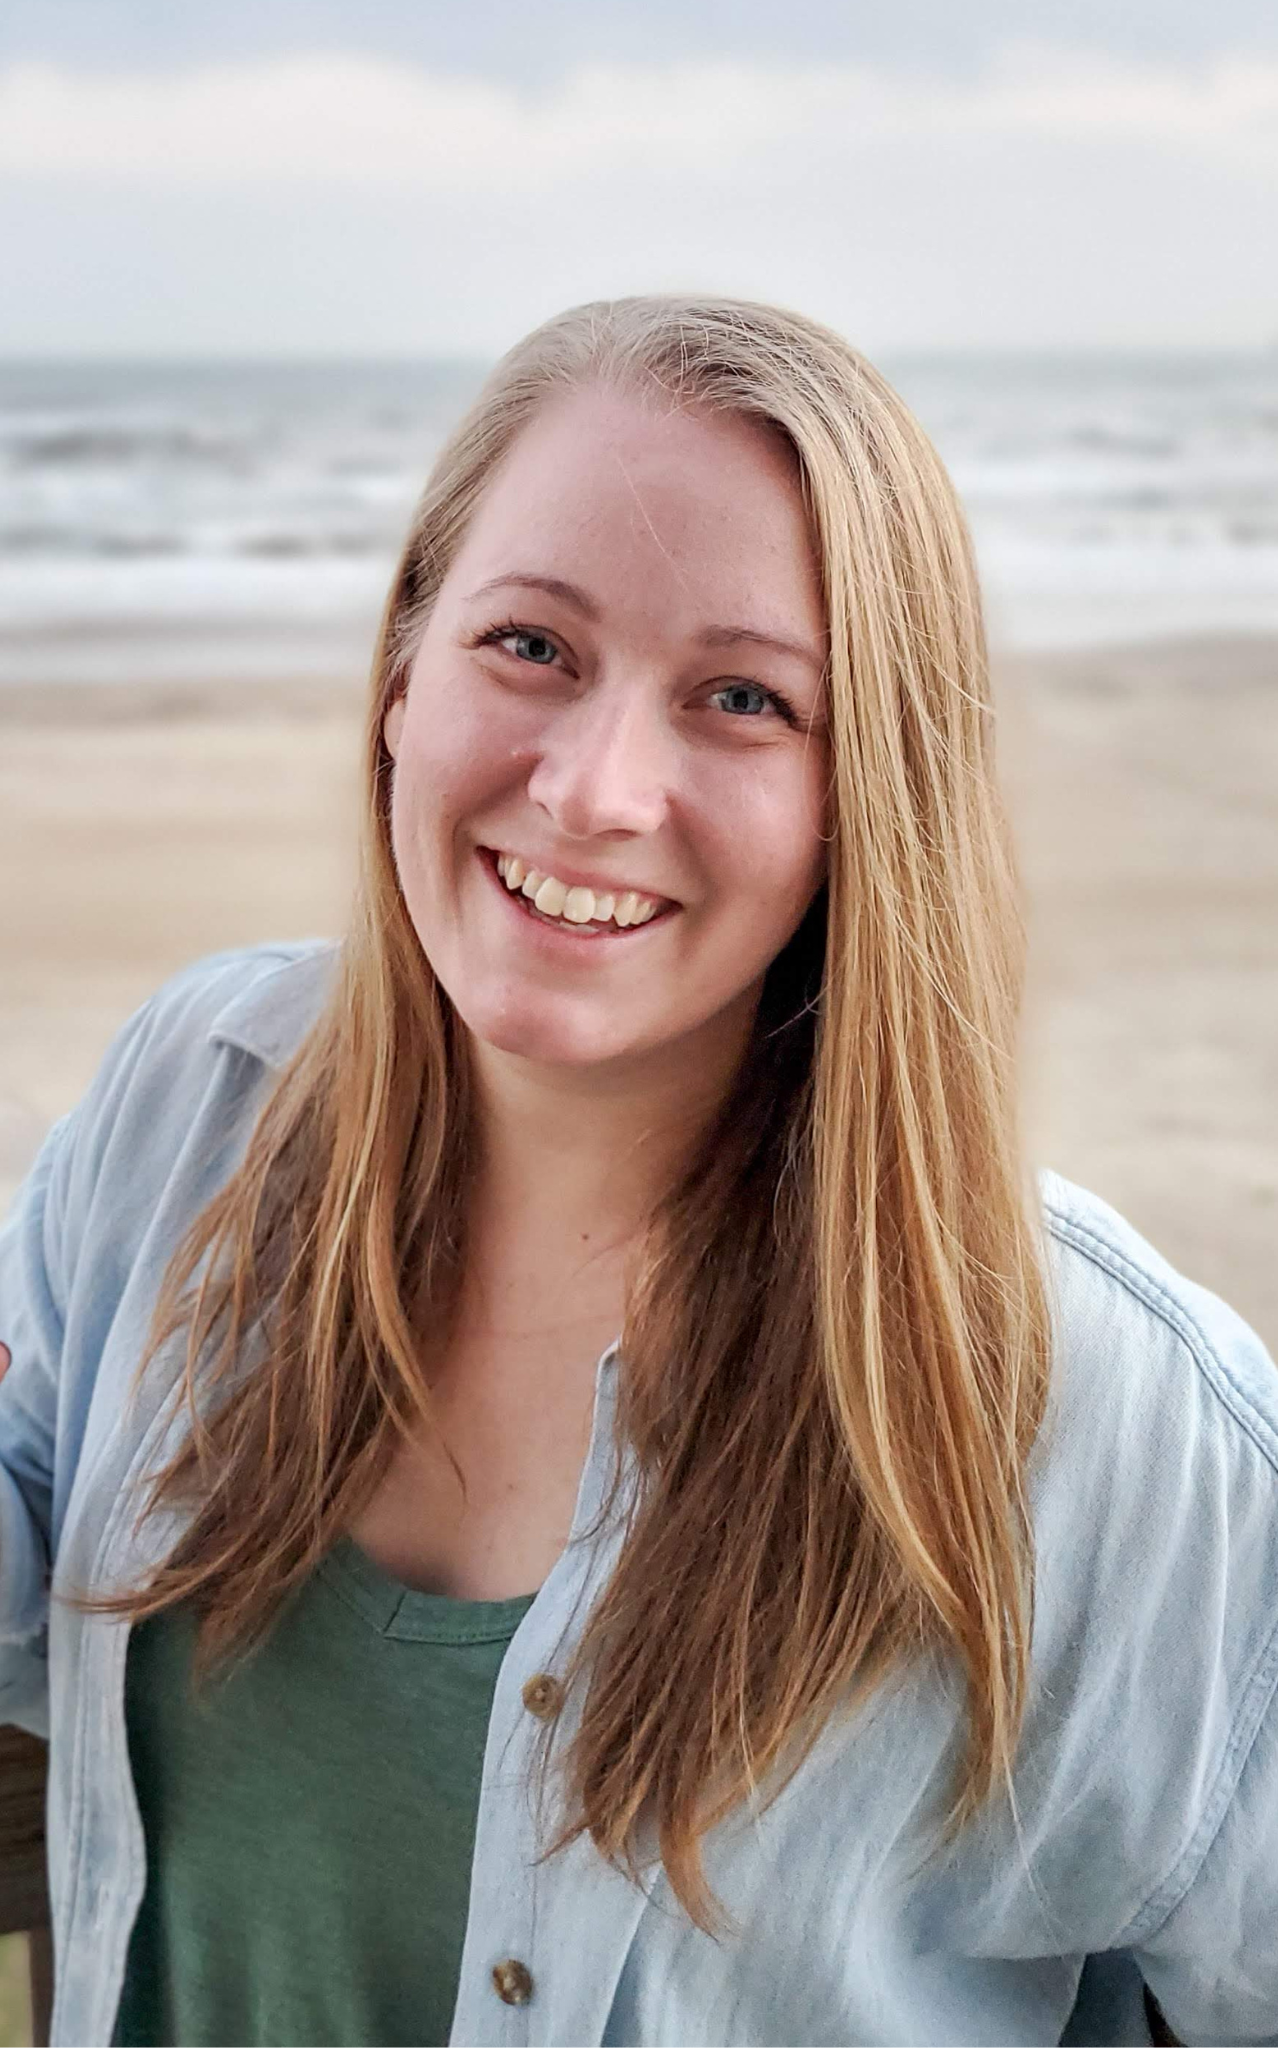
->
[80, 294, 1051, 1932]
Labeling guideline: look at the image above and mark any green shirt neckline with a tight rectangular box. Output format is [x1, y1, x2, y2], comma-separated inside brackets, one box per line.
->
[320, 1534, 539, 1644]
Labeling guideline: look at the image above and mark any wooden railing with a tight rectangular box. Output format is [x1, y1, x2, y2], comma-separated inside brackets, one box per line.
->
[0, 1728, 52, 2048]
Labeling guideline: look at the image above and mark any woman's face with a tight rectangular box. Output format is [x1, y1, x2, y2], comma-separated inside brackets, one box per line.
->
[383, 383, 829, 1077]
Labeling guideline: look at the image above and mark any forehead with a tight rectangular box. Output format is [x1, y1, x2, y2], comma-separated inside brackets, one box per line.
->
[446, 384, 824, 631]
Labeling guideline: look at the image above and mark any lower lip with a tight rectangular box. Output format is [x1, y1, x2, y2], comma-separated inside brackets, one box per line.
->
[477, 849, 676, 949]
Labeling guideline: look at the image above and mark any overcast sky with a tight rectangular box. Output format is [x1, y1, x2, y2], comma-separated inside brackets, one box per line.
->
[3, 0, 1276, 356]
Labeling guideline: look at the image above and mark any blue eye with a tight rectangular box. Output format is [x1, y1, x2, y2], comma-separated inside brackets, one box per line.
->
[712, 684, 761, 716]
[713, 681, 791, 721]
[477, 621, 563, 667]
[504, 629, 559, 666]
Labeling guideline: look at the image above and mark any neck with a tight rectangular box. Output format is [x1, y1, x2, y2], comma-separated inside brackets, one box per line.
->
[464, 1007, 756, 1284]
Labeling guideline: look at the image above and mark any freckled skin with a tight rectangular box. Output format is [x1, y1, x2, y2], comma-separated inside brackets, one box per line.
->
[383, 384, 830, 1087]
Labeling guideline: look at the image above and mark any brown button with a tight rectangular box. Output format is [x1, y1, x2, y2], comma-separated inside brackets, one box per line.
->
[492, 1958, 534, 2006]
[521, 1672, 564, 1720]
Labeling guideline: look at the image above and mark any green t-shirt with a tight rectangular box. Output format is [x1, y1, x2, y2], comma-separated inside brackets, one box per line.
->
[112, 1536, 536, 2048]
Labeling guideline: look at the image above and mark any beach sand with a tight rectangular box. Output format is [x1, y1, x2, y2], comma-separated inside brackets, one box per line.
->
[2, 634, 1276, 1346]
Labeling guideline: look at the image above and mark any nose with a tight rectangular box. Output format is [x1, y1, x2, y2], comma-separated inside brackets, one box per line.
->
[525, 675, 673, 841]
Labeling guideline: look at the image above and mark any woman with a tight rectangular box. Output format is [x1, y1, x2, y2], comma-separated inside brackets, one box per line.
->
[1, 296, 1275, 2048]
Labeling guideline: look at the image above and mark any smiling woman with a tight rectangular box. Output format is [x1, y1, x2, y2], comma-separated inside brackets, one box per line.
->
[378, 385, 829, 1078]
[0, 295, 1275, 2048]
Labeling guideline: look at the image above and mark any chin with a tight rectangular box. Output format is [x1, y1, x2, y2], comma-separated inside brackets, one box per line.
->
[461, 993, 643, 1069]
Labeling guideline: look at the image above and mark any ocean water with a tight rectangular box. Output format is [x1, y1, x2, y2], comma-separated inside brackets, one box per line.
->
[1, 351, 1276, 688]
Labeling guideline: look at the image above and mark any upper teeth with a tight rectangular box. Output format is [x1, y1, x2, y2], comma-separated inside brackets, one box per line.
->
[495, 852, 663, 927]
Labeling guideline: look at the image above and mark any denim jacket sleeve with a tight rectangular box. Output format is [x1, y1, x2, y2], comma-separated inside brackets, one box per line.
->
[0, 1109, 76, 1732]
[0, 948, 306, 1739]
[0, 973, 176, 1737]
[1033, 1179, 1278, 2047]
[1133, 1658, 1278, 2047]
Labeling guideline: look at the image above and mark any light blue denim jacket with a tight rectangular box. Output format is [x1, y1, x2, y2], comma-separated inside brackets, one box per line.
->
[3, 942, 1278, 2048]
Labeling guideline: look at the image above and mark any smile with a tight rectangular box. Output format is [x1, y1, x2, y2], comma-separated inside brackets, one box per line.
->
[492, 850, 672, 931]
[479, 848, 677, 939]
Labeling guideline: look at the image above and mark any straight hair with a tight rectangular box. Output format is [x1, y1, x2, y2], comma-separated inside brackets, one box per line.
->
[84, 295, 1052, 1931]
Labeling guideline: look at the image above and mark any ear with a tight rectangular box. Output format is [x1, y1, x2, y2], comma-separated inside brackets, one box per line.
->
[383, 695, 406, 759]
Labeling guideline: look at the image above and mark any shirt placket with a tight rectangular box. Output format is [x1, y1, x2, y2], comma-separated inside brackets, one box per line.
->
[449, 1348, 655, 2047]
[50, 1387, 199, 2047]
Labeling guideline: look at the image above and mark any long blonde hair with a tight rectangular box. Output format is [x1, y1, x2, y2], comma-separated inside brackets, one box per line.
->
[88, 295, 1051, 1930]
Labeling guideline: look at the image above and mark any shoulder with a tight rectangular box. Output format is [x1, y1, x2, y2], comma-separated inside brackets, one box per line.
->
[52, 939, 339, 1236]
[82, 938, 338, 1109]
[930, 1177, 1278, 1960]
[1036, 1167, 1278, 1465]
[130, 938, 338, 1071]
[1028, 1170, 1278, 1803]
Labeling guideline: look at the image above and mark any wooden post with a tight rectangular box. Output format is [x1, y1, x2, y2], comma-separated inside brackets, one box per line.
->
[1144, 1984, 1184, 2047]
[0, 1727, 51, 2048]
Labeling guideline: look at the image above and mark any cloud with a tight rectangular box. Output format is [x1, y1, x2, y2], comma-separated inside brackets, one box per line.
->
[2, 44, 1277, 189]
[3, 43, 1276, 352]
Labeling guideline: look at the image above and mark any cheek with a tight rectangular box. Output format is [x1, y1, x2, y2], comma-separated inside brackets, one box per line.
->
[698, 753, 827, 927]
[385, 721, 472, 918]
[788, 745, 831, 898]
[391, 685, 509, 828]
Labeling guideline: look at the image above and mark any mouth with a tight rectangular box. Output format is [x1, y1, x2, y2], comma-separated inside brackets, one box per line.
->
[477, 846, 679, 942]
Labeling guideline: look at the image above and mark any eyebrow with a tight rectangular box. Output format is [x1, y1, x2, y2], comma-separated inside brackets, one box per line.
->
[467, 572, 825, 673]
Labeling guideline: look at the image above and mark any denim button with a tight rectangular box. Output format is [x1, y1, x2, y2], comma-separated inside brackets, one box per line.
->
[521, 1672, 563, 1719]
[492, 1958, 534, 2005]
